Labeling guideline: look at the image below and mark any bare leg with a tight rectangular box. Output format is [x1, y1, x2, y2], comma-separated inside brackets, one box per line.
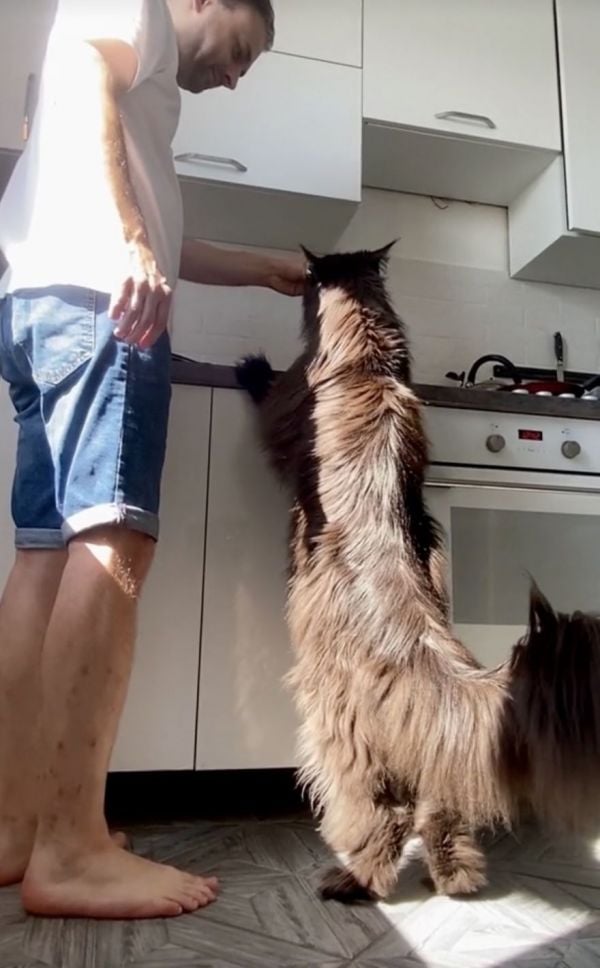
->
[22, 527, 218, 919]
[0, 549, 66, 885]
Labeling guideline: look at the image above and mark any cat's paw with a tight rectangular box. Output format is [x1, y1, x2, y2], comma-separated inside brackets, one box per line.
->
[431, 863, 487, 896]
[319, 865, 378, 904]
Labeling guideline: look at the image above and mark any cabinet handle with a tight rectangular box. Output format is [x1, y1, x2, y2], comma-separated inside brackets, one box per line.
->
[174, 152, 248, 173]
[22, 72, 36, 142]
[434, 110, 496, 130]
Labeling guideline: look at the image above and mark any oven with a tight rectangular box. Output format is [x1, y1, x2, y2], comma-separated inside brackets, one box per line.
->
[423, 407, 600, 668]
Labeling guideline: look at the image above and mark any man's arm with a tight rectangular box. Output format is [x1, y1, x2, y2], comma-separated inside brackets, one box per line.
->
[180, 239, 306, 297]
[59, 39, 171, 346]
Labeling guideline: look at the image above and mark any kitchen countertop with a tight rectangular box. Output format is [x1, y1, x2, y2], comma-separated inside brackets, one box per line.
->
[171, 356, 600, 421]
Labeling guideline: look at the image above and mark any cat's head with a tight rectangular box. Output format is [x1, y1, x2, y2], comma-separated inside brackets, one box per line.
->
[301, 242, 396, 293]
[298, 242, 402, 364]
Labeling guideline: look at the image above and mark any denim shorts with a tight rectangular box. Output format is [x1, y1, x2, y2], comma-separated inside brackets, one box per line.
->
[0, 286, 172, 549]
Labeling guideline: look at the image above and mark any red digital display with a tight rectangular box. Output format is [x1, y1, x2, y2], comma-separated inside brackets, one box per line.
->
[518, 429, 543, 441]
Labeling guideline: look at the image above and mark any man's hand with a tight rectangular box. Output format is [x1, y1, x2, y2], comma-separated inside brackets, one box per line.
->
[264, 255, 307, 297]
[109, 241, 172, 349]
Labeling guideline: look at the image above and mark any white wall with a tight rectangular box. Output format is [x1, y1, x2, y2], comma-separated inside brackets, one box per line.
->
[172, 189, 600, 384]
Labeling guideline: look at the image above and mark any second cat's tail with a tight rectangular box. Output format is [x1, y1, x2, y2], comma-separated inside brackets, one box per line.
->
[509, 586, 600, 832]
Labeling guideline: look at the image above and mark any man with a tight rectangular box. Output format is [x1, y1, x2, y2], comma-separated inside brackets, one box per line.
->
[0, 0, 304, 919]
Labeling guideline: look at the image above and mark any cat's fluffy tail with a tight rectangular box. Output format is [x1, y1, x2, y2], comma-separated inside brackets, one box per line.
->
[236, 354, 275, 404]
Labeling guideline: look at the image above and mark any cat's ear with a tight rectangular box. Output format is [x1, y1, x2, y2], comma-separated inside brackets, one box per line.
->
[300, 245, 320, 282]
[371, 239, 398, 270]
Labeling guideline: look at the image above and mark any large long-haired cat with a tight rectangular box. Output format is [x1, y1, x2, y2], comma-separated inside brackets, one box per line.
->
[236, 244, 600, 902]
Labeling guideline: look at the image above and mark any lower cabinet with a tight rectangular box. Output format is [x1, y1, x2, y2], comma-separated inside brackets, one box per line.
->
[0, 380, 297, 771]
[111, 385, 212, 771]
[195, 389, 298, 770]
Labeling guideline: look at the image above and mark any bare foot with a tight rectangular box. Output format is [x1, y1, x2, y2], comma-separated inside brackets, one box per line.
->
[0, 825, 130, 887]
[110, 830, 130, 851]
[0, 817, 36, 887]
[22, 842, 219, 919]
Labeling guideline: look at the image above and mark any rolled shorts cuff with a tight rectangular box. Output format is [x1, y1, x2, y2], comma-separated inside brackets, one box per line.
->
[62, 504, 160, 542]
[15, 528, 66, 550]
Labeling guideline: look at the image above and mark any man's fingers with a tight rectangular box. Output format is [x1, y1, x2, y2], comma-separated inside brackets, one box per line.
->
[138, 292, 171, 349]
[109, 278, 134, 322]
[111, 275, 171, 345]
[124, 286, 160, 345]
[115, 280, 150, 340]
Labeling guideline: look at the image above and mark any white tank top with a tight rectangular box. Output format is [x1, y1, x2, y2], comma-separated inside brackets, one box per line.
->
[0, 0, 184, 297]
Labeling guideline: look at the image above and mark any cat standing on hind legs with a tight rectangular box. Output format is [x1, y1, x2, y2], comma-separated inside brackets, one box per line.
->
[237, 243, 600, 902]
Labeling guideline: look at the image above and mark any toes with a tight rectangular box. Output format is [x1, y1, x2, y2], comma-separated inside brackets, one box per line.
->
[176, 893, 202, 912]
[192, 883, 217, 905]
[165, 902, 184, 917]
[195, 891, 216, 908]
[186, 875, 218, 900]
[145, 899, 183, 918]
[110, 831, 131, 851]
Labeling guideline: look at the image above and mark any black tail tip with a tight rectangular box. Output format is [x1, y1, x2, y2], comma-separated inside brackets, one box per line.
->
[235, 353, 275, 404]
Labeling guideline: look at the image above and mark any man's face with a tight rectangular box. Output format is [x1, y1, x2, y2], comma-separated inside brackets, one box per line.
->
[178, 0, 268, 94]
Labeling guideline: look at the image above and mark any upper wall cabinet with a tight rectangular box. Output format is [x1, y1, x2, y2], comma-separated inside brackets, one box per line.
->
[271, 0, 362, 66]
[508, 0, 600, 289]
[173, 51, 362, 250]
[363, 0, 562, 206]
[0, 0, 56, 152]
[555, 0, 600, 235]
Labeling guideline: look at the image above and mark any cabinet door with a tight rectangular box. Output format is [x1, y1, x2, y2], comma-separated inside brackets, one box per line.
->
[364, 0, 560, 151]
[196, 389, 298, 770]
[555, 0, 600, 234]
[0, 0, 56, 151]
[272, 0, 362, 66]
[173, 52, 361, 202]
[111, 385, 211, 772]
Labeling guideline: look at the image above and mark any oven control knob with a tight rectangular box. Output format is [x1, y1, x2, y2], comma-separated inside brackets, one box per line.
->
[486, 434, 506, 453]
[561, 440, 581, 459]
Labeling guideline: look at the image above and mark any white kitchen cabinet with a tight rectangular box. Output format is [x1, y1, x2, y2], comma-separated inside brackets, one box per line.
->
[111, 385, 211, 771]
[509, 1, 600, 289]
[364, 0, 559, 149]
[196, 389, 298, 770]
[363, 0, 561, 205]
[0, 380, 211, 773]
[0, 0, 56, 152]
[174, 52, 361, 201]
[174, 50, 361, 250]
[508, 157, 600, 290]
[272, 0, 362, 67]
[555, 0, 600, 235]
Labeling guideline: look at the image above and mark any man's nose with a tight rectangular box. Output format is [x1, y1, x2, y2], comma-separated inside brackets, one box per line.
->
[223, 69, 240, 90]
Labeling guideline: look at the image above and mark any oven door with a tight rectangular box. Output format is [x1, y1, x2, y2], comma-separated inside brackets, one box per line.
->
[424, 481, 600, 668]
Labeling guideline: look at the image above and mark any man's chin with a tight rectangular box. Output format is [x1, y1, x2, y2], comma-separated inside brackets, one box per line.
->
[177, 71, 212, 94]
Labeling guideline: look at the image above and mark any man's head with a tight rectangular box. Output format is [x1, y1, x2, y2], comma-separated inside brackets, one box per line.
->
[169, 0, 274, 94]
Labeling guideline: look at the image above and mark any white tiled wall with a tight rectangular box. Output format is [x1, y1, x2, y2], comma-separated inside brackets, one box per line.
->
[172, 189, 600, 384]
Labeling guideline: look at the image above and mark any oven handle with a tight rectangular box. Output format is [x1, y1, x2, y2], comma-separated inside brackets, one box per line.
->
[425, 479, 600, 496]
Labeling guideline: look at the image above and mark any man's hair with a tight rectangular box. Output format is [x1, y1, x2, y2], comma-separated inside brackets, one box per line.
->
[222, 0, 275, 49]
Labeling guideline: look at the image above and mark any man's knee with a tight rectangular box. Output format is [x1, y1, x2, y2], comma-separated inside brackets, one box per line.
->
[68, 526, 156, 598]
